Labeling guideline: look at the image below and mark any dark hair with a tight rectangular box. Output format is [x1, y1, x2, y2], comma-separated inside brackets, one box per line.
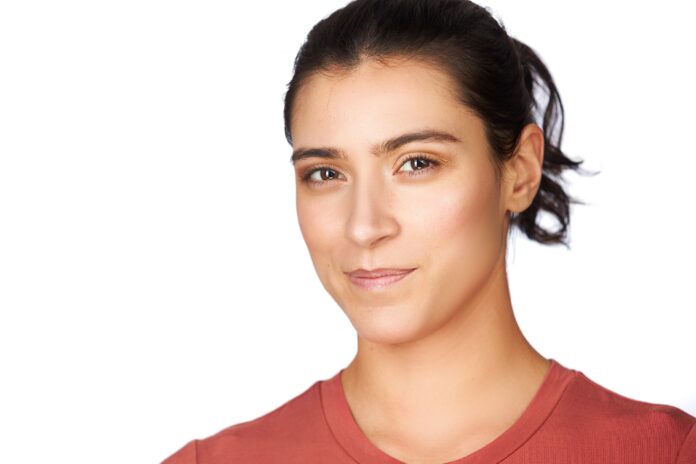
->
[283, 0, 596, 248]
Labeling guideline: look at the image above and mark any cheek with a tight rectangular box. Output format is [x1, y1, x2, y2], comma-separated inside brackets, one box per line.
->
[296, 195, 343, 280]
[410, 168, 504, 307]
[297, 194, 358, 310]
[410, 170, 500, 250]
[296, 196, 328, 256]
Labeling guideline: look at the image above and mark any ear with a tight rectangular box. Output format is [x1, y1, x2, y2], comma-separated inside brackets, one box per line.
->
[502, 123, 544, 215]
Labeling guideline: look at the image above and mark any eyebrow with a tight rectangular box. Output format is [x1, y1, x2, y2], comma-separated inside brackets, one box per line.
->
[289, 129, 461, 164]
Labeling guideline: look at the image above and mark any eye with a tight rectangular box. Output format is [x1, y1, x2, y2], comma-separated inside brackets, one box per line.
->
[299, 154, 440, 188]
[398, 154, 439, 175]
[301, 166, 343, 186]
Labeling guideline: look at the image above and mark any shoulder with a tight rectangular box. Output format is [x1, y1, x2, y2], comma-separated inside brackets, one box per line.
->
[563, 370, 696, 430]
[160, 378, 340, 464]
[547, 368, 696, 461]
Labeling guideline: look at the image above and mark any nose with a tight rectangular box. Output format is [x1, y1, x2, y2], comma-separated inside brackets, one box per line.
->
[344, 173, 399, 249]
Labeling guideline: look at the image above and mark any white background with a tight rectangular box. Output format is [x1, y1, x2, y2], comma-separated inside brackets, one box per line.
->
[1, 1, 694, 463]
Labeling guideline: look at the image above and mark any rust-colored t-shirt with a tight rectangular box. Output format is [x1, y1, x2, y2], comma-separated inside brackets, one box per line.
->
[161, 358, 696, 463]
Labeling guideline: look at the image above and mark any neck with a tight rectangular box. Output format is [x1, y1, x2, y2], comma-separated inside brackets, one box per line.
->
[340, 250, 550, 460]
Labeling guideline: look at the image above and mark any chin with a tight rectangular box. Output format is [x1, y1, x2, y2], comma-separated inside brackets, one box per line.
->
[343, 301, 437, 346]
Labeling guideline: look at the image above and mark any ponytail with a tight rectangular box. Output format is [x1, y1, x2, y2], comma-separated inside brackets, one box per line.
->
[509, 37, 598, 247]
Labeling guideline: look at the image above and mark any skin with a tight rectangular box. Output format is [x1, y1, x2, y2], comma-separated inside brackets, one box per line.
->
[290, 56, 549, 464]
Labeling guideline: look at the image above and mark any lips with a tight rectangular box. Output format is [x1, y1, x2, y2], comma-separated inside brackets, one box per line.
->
[346, 268, 415, 278]
[345, 268, 416, 291]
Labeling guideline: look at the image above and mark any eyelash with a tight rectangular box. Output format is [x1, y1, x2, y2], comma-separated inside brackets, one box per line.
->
[300, 154, 441, 187]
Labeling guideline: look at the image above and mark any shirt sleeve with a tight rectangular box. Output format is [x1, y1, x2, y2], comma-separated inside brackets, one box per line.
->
[161, 439, 198, 464]
[677, 421, 696, 464]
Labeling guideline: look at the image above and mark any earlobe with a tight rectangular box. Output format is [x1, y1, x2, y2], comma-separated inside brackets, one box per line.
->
[505, 123, 544, 214]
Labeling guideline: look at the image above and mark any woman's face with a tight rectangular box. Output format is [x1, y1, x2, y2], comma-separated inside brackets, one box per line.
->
[290, 58, 511, 345]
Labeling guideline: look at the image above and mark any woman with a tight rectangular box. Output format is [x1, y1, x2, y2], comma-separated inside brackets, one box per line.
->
[163, 0, 696, 462]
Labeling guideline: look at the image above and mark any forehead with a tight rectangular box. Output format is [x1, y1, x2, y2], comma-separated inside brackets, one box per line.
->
[290, 58, 479, 150]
